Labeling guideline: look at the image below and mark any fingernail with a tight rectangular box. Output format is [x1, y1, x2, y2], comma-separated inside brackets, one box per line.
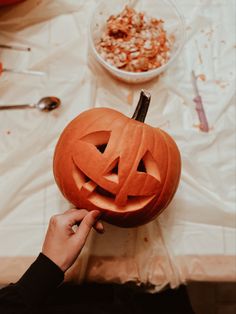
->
[96, 221, 104, 233]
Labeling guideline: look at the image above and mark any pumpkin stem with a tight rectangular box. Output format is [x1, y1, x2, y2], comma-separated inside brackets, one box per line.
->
[131, 90, 151, 122]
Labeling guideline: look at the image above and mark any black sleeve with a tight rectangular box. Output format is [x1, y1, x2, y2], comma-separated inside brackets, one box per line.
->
[0, 253, 64, 313]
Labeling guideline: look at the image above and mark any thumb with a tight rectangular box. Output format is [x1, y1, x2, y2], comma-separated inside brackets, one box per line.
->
[73, 210, 101, 246]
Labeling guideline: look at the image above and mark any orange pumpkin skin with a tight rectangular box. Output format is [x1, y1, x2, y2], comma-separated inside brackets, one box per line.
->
[53, 108, 181, 227]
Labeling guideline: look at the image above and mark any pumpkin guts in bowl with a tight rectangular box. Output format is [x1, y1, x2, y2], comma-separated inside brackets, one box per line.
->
[90, 0, 185, 83]
[96, 6, 173, 72]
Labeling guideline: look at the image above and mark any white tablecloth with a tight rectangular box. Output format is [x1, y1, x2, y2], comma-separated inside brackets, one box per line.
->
[0, 0, 235, 291]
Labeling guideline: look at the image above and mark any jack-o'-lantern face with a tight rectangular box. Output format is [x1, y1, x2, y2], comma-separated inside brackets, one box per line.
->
[72, 128, 162, 212]
[53, 91, 181, 227]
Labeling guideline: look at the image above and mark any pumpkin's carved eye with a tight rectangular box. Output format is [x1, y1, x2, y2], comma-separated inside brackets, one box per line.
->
[96, 144, 107, 153]
[80, 131, 111, 153]
[137, 159, 146, 173]
[72, 130, 118, 195]
[137, 151, 161, 182]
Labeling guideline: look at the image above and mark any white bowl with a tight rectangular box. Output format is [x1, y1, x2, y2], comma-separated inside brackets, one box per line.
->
[89, 0, 186, 83]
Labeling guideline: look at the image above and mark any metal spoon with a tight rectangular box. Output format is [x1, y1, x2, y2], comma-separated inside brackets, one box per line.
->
[0, 97, 61, 111]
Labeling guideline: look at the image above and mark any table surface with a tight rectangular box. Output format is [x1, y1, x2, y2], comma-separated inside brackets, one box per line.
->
[0, 0, 235, 291]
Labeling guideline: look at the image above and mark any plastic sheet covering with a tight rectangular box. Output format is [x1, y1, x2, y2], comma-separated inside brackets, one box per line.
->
[0, 0, 235, 291]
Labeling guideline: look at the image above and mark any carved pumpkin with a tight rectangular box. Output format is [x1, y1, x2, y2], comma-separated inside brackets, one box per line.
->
[53, 91, 181, 227]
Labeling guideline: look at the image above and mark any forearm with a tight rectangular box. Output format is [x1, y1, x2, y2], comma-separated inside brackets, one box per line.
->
[0, 253, 64, 313]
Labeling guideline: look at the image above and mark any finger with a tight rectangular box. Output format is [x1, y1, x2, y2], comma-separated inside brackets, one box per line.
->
[93, 220, 104, 234]
[73, 210, 101, 244]
[62, 209, 90, 227]
[63, 208, 78, 214]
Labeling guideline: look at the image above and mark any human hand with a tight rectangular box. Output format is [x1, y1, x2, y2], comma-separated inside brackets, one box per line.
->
[42, 208, 104, 272]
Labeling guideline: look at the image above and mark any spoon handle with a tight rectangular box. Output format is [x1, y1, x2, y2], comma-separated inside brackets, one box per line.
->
[0, 104, 33, 110]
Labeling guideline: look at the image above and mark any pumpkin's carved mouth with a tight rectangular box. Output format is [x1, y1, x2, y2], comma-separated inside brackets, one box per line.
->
[72, 159, 158, 212]
[73, 164, 155, 212]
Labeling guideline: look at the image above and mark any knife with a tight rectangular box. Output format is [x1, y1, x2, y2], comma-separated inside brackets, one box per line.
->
[191, 70, 209, 132]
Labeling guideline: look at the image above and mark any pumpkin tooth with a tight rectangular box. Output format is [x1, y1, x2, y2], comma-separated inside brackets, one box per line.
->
[115, 192, 127, 207]
[81, 181, 97, 197]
